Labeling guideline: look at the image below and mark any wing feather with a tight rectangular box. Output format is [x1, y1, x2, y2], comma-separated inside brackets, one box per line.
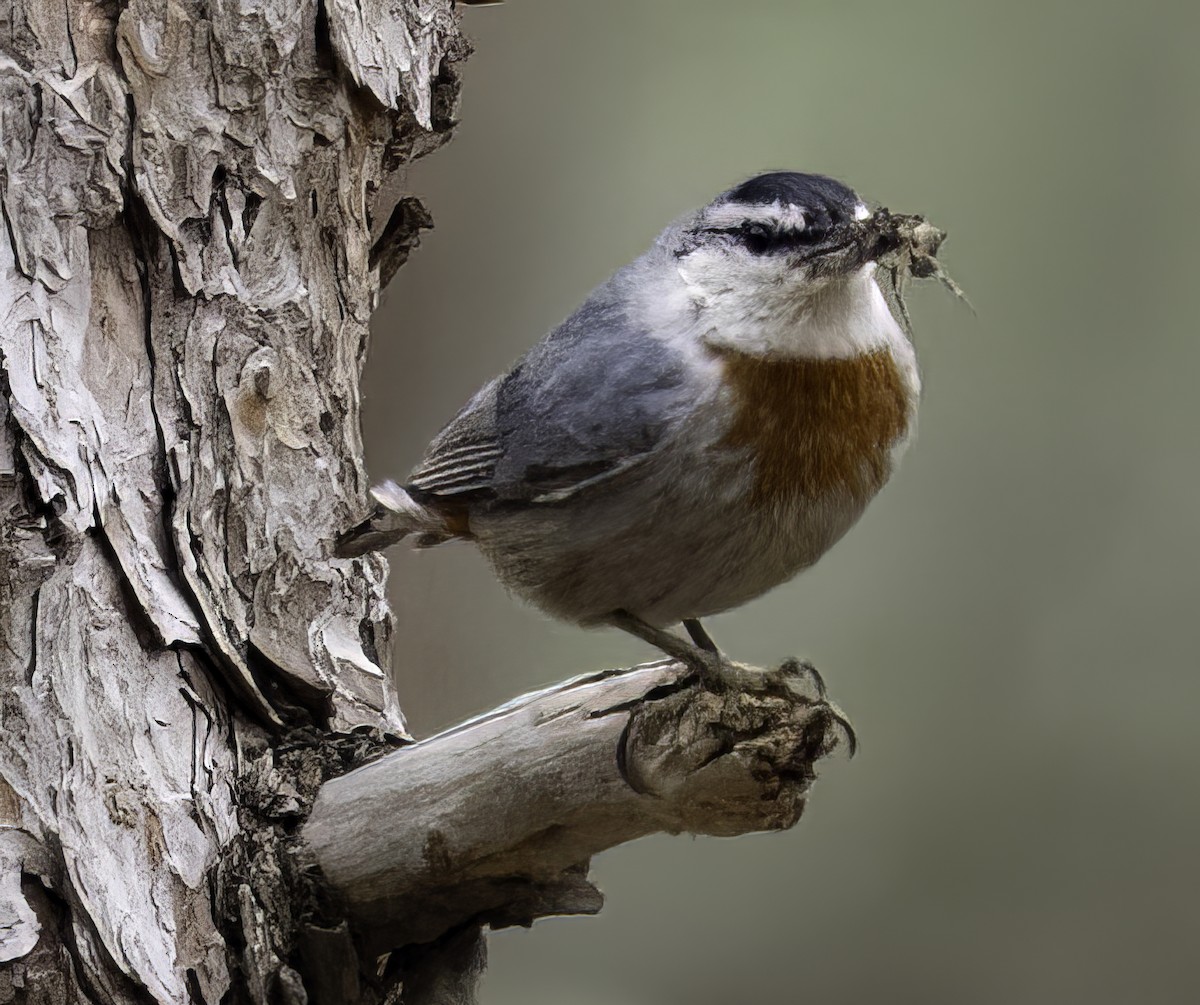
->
[406, 379, 504, 496]
[406, 289, 697, 506]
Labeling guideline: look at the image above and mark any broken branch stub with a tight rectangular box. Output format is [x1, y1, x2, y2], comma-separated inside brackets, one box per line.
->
[299, 659, 849, 953]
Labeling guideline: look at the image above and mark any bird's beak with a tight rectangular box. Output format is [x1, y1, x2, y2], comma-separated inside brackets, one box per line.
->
[806, 219, 897, 274]
[846, 212, 904, 268]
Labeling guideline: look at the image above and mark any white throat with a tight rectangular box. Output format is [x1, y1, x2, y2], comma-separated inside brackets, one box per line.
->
[685, 262, 907, 361]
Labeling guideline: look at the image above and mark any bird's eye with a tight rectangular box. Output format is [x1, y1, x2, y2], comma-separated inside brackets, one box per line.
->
[741, 223, 773, 255]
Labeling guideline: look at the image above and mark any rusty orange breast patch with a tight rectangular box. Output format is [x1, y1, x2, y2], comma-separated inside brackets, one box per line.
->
[715, 347, 912, 506]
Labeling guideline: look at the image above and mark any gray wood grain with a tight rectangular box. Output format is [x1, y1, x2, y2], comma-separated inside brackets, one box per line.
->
[302, 660, 849, 954]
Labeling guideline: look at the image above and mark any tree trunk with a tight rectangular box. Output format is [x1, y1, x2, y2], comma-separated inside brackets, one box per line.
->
[0, 3, 848, 1003]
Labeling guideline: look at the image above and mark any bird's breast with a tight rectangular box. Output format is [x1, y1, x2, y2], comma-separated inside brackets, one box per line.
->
[715, 346, 914, 507]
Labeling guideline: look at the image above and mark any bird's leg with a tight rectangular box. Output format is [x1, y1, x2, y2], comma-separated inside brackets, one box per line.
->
[682, 618, 719, 653]
[608, 610, 705, 664]
[608, 610, 728, 689]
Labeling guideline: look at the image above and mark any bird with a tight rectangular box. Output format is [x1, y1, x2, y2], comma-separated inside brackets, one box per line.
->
[339, 171, 928, 677]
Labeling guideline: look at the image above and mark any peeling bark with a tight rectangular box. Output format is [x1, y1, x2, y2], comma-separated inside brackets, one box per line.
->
[1, 0, 463, 1000]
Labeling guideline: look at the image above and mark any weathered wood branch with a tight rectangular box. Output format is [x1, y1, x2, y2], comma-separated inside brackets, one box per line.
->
[300, 659, 850, 955]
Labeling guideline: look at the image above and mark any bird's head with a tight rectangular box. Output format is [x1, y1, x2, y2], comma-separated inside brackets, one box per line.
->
[666, 171, 907, 359]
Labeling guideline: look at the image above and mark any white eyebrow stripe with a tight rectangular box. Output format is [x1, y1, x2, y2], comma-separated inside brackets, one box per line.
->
[704, 200, 807, 230]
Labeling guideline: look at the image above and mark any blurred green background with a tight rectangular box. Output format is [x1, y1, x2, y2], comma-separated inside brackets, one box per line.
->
[364, 2, 1200, 1002]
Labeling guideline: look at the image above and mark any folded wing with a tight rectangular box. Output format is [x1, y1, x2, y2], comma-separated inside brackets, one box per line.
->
[407, 295, 695, 507]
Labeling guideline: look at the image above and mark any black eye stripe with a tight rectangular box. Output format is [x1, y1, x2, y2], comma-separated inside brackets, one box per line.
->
[702, 222, 828, 254]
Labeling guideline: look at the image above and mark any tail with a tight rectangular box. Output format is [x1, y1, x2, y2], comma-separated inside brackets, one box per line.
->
[334, 480, 452, 558]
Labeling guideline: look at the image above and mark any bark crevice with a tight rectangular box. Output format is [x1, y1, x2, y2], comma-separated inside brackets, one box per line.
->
[1, 0, 464, 999]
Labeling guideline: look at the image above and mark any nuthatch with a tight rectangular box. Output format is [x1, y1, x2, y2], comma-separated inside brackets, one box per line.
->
[340, 172, 951, 672]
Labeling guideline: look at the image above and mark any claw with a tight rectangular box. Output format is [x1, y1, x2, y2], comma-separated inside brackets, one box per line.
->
[821, 699, 857, 757]
[778, 657, 828, 699]
[777, 659, 854, 755]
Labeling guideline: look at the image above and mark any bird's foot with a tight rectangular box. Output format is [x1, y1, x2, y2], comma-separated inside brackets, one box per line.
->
[678, 618, 741, 689]
[607, 613, 856, 755]
[683, 644, 737, 692]
[777, 656, 826, 699]
[776, 657, 856, 756]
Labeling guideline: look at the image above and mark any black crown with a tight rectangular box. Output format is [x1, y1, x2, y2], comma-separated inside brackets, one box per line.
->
[722, 172, 860, 227]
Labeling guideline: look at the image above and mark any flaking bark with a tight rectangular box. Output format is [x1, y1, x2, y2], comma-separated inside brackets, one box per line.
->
[0, 0, 463, 1000]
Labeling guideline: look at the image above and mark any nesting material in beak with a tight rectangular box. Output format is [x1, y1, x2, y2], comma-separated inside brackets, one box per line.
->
[861, 208, 970, 332]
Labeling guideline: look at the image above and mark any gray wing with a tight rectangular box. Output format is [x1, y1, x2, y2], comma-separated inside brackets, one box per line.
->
[406, 379, 507, 497]
[407, 295, 694, 505]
